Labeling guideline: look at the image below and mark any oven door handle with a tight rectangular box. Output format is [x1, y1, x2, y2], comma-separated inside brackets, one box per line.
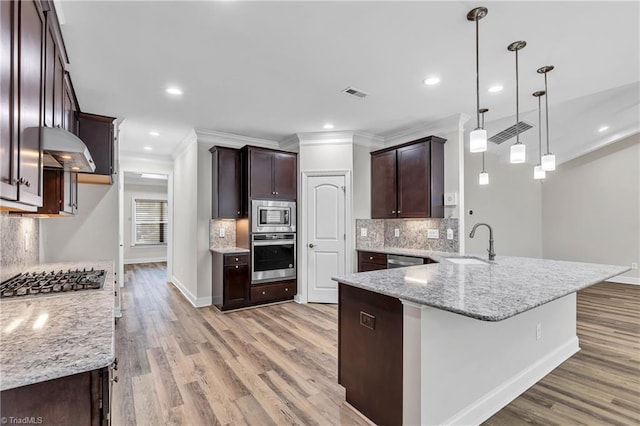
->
[252, 240, 296, 247]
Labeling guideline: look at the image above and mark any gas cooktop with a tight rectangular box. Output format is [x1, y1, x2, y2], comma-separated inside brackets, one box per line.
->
[0, 268, 106, 299]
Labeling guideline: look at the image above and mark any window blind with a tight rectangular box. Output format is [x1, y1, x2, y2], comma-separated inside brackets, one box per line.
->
[134, 199, 168, 245]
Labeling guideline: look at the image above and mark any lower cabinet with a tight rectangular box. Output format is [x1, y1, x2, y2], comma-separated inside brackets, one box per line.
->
[251, 280, 296, 303]
[358, 251, 387, 272]
[223, 256, 250, 309]
[0, 365, 112, 426]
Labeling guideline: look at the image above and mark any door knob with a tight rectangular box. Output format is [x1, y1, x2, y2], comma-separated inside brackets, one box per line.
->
[308, 243, 314, 248]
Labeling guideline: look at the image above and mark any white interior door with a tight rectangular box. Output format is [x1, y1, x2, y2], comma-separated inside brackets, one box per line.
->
[306, 175, 346, 304]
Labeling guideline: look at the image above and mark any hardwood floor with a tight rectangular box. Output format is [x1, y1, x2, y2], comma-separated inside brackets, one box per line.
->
[114, 263, 639, 425]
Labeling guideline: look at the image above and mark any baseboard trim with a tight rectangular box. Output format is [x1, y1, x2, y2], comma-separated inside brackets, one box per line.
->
[442, 337, 580, 426]
[170, 276, 212, 308]
[606, 275, 640, 285]
[124, 257, 167, 265]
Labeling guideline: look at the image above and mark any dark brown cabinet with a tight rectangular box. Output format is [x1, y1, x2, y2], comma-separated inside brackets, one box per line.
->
[251, 280, 296, 303]
[78, 112, 116, 184]
[371, 136, 446, 219]
[0, 0, 17, 203]
[38, 168, 77, 216]
[0, 365, 112, 426]
[63, 73, 79, 135]
[246, 147, 297, 200]
[210, 146, 244, 218]
[357, 251, 388, 272]
[213, 252, 250, 311]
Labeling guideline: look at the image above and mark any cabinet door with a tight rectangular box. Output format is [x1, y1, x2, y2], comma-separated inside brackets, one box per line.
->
[52, 45, 64, 128]
[223, 263, 250, 307]
[397, 142, 430, 218]
[371, 150, 397, 219]
[213, 147, 241, 218]
[42, 23, 55, 128]
[272, 152, 297, 199]
[39, 168, 61, 214]
[16, 0, 44, 206]
[0, 0, 17, 200]
[59, 169, 76, 215]
[249, 149, 274, 198]
[63, 73, 78, 135]
[78, 113, 115, 176]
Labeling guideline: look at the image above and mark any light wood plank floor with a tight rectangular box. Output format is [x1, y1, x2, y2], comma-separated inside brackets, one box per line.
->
[113, 263, 639, 425]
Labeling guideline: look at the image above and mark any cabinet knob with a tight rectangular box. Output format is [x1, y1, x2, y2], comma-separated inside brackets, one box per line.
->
[112, 376, 119, 383]
[369, 256, 373, 260]
[275, 191, 278, 195]
[235, 257, 239, 261]
[392, 210, 396, 214]
[285, 288, 288, 292]
[235, 265, 239, 269]
[262, 291, 266, 295]
[397, 210, 401, 213]
[237, 211, 240, 215]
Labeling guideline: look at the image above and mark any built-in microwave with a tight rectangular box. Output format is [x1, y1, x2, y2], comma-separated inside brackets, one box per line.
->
[251, 200, 296, 234]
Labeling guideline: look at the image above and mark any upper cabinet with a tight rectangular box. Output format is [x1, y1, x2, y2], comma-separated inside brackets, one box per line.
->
[38, 168, 77, 216]
[0, 0, 45, 210]
[77, 112, 116, 184]
[371, 136, 446, 219]
[210, 146, 244, 219]
[245, 147, 297, 200]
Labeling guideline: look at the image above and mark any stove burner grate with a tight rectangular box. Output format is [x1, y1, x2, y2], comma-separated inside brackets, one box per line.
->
[0, 268, 106, 299]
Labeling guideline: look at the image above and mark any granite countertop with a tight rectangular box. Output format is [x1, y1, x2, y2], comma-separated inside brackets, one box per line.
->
[334, 254, 630, 321]
[0, 260, 115, 391]
[210, 247, 250, 254]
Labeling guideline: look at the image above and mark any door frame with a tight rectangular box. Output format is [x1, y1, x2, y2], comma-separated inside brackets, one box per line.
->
[296, 170, 352, 304]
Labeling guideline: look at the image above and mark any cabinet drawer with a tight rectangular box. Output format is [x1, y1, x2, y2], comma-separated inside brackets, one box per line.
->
[251, 280, 296, 302]
[223, 253, 249, 266]
[358, 251, 387, 266]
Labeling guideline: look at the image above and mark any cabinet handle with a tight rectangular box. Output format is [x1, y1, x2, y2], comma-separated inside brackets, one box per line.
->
[112, 376, 119, 383]
[112, 357, 119, 371]
[25, 180, 31, 187]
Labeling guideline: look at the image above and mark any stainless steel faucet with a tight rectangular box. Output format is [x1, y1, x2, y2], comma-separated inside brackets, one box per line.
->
[469, 223, 496, 261]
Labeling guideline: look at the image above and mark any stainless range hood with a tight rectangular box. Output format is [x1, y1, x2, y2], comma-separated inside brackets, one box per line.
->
[40, 127, 96, 172]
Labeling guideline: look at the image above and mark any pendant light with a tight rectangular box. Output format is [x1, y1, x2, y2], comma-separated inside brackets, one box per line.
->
[532, 90, 546, 180]
[467, 7, 488, 153]
[478, 108, 489, 185]
[508, 41, 527, 163]
[538, 65, 556, 171]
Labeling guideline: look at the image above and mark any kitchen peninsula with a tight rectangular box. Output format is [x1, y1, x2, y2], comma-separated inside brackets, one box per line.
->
[0, 261, 116, 425]
[333, 253, 629, 426]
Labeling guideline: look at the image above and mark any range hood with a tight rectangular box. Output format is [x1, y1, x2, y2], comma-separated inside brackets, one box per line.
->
[40, 127, 96, 172]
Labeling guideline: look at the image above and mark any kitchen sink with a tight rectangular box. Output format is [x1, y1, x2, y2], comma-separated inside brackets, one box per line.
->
[445, 257, 488, 265]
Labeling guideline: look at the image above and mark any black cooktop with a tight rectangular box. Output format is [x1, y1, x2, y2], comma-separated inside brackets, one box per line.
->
[0, 268, 106, 299]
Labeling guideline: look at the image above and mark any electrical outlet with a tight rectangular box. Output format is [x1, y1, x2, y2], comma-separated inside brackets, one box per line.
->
[446, 228, 454, 240]
[219, 228, 225, 238]
[427, 229, 439, 239]
[632, 262, 638, 270]
[361, 228, 368, 237]
[394, 228, 400, 237]
[536, 323, 542, 340]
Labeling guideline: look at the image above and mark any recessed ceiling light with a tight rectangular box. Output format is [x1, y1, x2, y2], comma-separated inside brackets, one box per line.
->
[423, 77, 440, 86]
[323, 123, 334, 129]
[488, 85, 503, 93]
[60, 155, 72, 160]
[71, 166, 79, 171]
[144, 146, 153, 151]
[149, 131, 160, 136]
[598, 126, 609, 132]
[140, 173, 168, 180]
[166, 87, 183, 95]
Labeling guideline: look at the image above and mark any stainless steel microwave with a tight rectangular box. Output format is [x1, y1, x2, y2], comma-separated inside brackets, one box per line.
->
[251, 200, 296, 233]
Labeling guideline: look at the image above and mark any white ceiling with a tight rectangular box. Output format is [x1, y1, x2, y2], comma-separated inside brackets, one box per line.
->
[57, 1, 640, 164]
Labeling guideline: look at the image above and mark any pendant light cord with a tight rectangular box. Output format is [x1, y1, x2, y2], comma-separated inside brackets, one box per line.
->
[515, 49, 520, 144]
[475, 18, 480, 129]
[544, 72, 550, 154]
[481, 110, 486, 172]
[538, 95, 543, 162]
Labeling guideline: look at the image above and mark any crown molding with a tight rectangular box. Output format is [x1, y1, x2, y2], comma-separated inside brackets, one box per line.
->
[194, 128, 279, 149]
[383, 114, 468, 147]
[279, 134, 300, 151]
[281, 131, 385, 150]
[170, 129, 198, 160]
[353, 131, 385, 149]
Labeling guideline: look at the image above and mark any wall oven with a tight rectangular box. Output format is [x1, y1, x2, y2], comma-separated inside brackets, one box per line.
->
[251, 233, 296, 283]
[251, 200, 296, 234]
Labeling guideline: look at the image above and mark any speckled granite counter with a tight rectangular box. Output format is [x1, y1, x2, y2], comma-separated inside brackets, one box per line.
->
[335, 254, 629, 321]
[210, 247, 250, 254]
[0, 260, 115, 391]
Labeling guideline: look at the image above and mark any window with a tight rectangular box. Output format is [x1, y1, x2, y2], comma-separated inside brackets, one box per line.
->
[133, 198, 168, 245]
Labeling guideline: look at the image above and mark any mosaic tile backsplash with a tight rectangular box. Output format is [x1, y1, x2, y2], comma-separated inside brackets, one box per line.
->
[0, 213, 40, 282]
[356, 218, 459, 252]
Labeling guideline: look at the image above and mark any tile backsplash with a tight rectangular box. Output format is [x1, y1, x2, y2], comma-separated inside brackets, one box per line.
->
[356, 218, 459, 253]
[209, 219, 237, 249]
[0, 213, 40, 281]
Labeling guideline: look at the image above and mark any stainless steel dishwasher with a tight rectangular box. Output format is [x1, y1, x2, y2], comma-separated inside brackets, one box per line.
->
[386, 254, 424, 269]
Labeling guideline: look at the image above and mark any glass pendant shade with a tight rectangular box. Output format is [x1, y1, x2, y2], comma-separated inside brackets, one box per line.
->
[479, 171, 489, 185]
[541, 153, 556, 171]
[470, 128, 488, 153]
[534, 165, 546, 180]
[510, 143, 526, 163]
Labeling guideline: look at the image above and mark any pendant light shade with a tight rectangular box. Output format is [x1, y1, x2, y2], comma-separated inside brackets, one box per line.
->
[510, 144, 526, 163]
[479, 171, 489, 185]
[534, 165, 546, 180]
[508, 41, 527, 164]
[470, 128, 488, 153]
[538, 65, 556, 171]
[468, 7, 488, 153]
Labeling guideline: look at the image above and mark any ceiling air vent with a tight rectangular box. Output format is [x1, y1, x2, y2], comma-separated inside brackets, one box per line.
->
[341, 86, 369, 99]
[489, 121, 534, 145]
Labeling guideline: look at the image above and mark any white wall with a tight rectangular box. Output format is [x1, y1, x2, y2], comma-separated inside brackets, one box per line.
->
[40, 183, 119, 264]
[542, 134, 640, 281]
[197, 143, 214, 302]
[123, 183, 168, 264]
[464, 150, 543, 257]
[171, 140, 199, 301]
